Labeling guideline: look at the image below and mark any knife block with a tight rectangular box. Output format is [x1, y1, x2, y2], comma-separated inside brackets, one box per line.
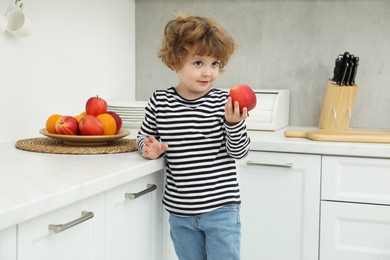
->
[318, 79, 358, 130]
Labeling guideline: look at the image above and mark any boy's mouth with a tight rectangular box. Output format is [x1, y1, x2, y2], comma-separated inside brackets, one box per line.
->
[198, 80, 209, 84]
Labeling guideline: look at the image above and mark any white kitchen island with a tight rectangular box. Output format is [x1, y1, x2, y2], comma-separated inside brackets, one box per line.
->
[1, 127, 390, 260]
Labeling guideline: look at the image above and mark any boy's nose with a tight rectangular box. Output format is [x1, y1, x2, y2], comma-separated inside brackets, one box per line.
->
[202, 70, 210, 77]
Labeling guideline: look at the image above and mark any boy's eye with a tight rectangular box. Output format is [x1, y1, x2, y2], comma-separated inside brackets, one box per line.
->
[211, 61, 220, 68]
[194, 61, 203, 66]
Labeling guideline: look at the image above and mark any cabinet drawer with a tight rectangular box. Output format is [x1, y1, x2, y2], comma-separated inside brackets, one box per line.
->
[320, 201, 390, 260]
[17, 193, 105, 260]
[322, 156, 390, 205]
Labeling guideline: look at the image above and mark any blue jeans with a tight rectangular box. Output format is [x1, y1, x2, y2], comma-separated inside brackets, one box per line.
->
[169, 203, 241, 260]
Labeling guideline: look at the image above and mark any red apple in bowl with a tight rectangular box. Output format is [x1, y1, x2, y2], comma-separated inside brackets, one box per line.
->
[79, 115, 104, 135]
[107, 111, 122, 133]
[55, 116, 79, 135]
[229, 84, 257, 112]
[86, 95, 108, 116]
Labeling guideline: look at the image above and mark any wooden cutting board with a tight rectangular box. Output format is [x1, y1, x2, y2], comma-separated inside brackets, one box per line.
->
[284, 129, 390, 143]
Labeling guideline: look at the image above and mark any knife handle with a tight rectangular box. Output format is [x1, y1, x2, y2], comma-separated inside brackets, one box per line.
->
[332, 54, 344, 82]
[338, 52, 351, 85]
[344, 55, 354, 86]
[349, 56, 359, 85]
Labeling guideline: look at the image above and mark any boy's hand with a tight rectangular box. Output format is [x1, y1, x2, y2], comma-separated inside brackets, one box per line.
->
[224, 96, 248, 125]
[142, 135, 169, 159]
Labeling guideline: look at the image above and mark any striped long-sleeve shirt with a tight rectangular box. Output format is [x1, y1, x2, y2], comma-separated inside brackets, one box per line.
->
[136, 87, 250, 216]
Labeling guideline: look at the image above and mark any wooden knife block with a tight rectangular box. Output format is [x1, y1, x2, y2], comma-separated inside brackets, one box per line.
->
[318, 80, 358, 130]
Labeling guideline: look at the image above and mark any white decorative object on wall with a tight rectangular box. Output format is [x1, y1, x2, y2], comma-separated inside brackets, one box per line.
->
[6, 0, 32, 37]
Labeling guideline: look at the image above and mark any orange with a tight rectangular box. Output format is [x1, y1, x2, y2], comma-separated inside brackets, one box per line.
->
[96, 113, 117, 135]
[75, 112, 86, 122]
[45, 114, 62, 134]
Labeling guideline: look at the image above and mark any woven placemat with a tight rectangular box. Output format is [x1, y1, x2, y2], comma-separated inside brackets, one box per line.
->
[15, 137, 137, 155]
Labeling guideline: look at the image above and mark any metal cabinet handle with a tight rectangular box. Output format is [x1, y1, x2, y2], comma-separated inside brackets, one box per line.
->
[48, 211, 94, 233]
[246, 160, 293, 168]
[125, 184, 157, 200]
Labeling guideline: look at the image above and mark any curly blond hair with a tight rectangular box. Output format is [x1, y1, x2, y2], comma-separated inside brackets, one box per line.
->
[158, 12, 237, 71]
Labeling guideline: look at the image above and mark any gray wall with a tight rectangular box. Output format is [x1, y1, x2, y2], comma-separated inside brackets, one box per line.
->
[135, 0, 390, 129]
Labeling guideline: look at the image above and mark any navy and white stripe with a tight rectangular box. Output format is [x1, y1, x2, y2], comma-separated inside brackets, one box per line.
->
[137, 87, 250, 216]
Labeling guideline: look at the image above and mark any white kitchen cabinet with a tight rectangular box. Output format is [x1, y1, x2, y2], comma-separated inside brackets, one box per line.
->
[237, 151, 321, 260]
[320, 156, 390, 260]
[105, 171, 163, 260]
[0, 226, 17, 260]
[17, 193, 105, 260]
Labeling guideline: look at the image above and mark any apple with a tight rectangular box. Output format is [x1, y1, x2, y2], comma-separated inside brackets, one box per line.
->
[107, 111, 122, 133]
[79, 115, 104, 135]
[229, 84, 257, 112]
[85, 95, 108, 116]
[55, 116, 79, 135]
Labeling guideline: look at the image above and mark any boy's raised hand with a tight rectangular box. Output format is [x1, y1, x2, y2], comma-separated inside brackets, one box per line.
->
[142, 135, 169, 159]
[224, 96, 248, 125]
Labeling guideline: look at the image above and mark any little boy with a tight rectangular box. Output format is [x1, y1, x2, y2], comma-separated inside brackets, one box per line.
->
[137, 13, 250, 260]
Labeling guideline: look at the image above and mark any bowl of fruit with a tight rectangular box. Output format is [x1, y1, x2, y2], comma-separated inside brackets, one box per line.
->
[42, 95, 130, 146]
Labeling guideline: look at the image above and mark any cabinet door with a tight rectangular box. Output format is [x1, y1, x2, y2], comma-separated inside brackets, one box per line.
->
[0, 226, 16, 260]
[105, 171, 163, 260]
[320, 201, 390, 260]
[238, 151, 321, 260]
[18, 193, 105, 260]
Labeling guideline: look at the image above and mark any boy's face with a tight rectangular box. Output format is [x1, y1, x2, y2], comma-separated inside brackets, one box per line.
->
[175, 53, 220, 100]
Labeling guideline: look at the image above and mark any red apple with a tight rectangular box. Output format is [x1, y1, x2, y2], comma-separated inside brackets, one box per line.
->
[229, 84, 257, 112]
[55, 116, 79, 135]
[85, 95, 108, 116]
[107, 111, 122, 133]
[78, 115, 104, 135]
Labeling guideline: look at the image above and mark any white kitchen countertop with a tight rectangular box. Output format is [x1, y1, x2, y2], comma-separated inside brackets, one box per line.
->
[1, 126, 390, 231]
[248, 126, 390, 159]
